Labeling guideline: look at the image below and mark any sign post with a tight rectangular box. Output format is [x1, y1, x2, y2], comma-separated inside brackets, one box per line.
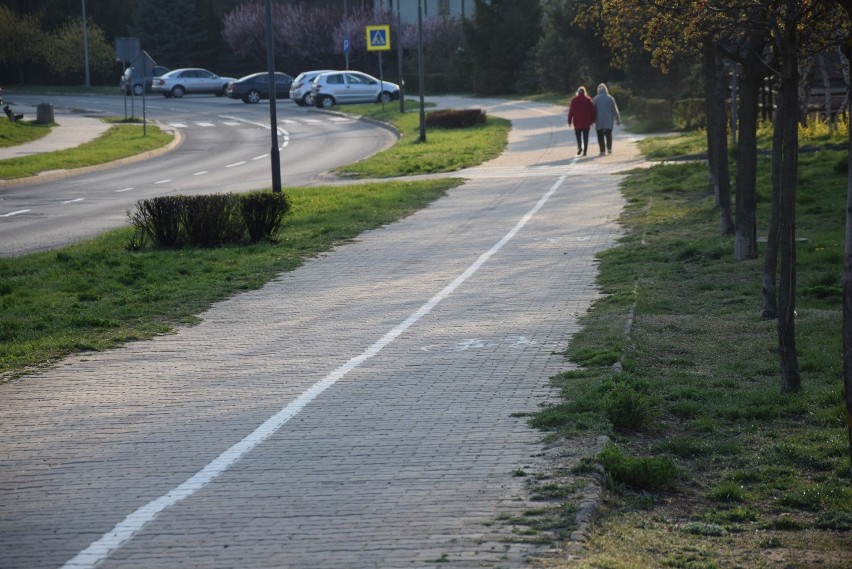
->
[366, 25, 391, 110]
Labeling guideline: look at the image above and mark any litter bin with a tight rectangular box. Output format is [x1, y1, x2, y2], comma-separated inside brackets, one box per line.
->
[36, 103, 54, 124]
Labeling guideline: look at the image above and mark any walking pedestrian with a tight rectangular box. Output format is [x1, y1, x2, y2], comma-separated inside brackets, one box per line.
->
[567, 86, 595, 156]
[593, 83, 621, 155]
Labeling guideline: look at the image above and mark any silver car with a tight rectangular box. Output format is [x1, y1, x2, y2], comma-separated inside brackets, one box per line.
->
[310, 71, 399, 109]
[151, 68, 237, 98]
[290, 70, 335, 107]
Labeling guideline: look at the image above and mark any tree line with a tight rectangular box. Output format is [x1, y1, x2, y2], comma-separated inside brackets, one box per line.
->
[0, 0, 683, 101]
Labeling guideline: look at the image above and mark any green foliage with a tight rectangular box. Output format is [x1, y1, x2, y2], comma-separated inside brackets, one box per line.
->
[673, 98, 707, 131]
[42, 17, 114, 81]
[464, 0, 543, 95]
[535, 0, 611, 93]
[598, 443, 678, 491]
[129, 0, 210, 69]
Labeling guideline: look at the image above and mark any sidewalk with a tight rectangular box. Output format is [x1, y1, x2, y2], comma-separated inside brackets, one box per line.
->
[0, 98, 645, 569]
[0, 113, 109, 160]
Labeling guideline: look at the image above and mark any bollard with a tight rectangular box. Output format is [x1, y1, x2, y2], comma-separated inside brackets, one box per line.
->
[36, 102, 54, 124]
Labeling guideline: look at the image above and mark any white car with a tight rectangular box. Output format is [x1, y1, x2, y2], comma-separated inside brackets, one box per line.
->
[311, 71, 399, 109]
[290, 70, 335, 107]
[151, 68, 236, 98]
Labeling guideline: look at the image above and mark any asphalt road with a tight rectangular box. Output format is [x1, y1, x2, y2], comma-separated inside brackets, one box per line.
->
[0, 92, 398, 257]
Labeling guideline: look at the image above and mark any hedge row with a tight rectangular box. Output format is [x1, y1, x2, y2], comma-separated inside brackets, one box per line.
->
[425, 108, 486, 128]
[127, 192, 291, 249]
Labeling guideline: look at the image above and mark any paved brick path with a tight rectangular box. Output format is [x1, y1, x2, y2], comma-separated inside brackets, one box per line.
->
[0, 98, 647, 568]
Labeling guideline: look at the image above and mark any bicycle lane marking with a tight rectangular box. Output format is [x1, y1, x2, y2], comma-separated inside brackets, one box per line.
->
[60, 174, 568, 569]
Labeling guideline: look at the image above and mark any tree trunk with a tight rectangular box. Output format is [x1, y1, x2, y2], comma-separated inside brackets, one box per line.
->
[777, 1, 800, 394]
[763, 84, 782, 320]
[705, 40, 734, 236]
[734, 62, 762, 261]
[838, 0, 852, 481]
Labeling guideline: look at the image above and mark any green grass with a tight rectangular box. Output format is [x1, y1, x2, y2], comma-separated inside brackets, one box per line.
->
[0, 120, 173, 179]
[0, 178, 461, 378]
[0, 118, 53, 148]
[536, 121, 852, 566]
[331, 104, 510, 178]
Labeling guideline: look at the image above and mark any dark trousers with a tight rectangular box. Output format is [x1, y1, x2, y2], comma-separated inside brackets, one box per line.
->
[574, 129, 589, 153]
[596, 128, 613, 153]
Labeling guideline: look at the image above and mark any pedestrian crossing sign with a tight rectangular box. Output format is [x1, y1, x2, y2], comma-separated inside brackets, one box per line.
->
[366, 25, 391, 51]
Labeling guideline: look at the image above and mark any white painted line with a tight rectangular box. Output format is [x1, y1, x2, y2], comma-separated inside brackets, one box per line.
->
[63, 198, 84, 204]
[58, 174, 568, 569]
[222, 121, 241, 126]
[328, 117, 351, 122]
[168, 122, 187, 128]
[115, 188, 134, 193]
[2, 209, 31, 217]
[194, 121, 215, 127]
[225, 161, 246, 168]
[193, 171, 208, 176]
[302, 118, 321, 123]
[154, 179, 171, 184]
[252, 154, 269, 161]
[280, 119, 297, 124]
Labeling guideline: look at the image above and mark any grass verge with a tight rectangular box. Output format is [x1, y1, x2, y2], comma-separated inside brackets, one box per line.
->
[0, 119, 173, 179]
[330, 103, 510, 178]
[0, 178, 461, 379]
[532, 126, 852, 566]
[0, 118, 53, 148]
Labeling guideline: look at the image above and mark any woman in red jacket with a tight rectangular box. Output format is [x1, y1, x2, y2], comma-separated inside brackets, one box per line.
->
[567, 86, 596, 156]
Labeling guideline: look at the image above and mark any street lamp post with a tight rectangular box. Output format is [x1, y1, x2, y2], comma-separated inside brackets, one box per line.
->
[397, 0, 404, 113]
[417, 0, 426, 142]
[265, 0, 281, 193]
[81, 0, 90, 88]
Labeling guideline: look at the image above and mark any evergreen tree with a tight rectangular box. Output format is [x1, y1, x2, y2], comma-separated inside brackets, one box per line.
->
[129, 0, 210, 69]
[463, 0, 543, 95]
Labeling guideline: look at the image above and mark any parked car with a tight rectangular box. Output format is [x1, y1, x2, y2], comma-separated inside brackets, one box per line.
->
[225, 72, 294, 104]
[311, 71, 399, 109]
[120, 65, 170, 96]
[151, 68, 236, 98]
[290, 70, 334, 107]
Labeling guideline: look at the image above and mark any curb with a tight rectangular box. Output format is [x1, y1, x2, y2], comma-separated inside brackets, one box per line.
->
[0, 122, 184, 189]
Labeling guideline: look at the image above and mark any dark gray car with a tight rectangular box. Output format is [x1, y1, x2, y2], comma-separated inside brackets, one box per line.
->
[120, 65, 170, 96]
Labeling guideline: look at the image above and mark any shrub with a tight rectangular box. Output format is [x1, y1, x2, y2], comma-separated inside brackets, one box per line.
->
[673, 98, 706, 130]
[183, 194, 242, 247]
[127, 191, 290, 249]
[128, 196, 187, 248]
[425, 109, 486, 128]
[242, 191, 291, 243]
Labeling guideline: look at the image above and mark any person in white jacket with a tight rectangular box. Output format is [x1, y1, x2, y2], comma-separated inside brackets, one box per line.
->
[593, 83, 621, 155]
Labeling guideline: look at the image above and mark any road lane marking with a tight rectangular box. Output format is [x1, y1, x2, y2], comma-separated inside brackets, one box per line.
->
[63, 198, 84, 204]
[115, 188, 134, 193]
[154, 179, 171, 184]
[59, 170, 567, 569]
[193, 171, 208, 176]
[2, 209, 31, 217]
[225, 161, 246, 168]
[252, 154, 269, 161]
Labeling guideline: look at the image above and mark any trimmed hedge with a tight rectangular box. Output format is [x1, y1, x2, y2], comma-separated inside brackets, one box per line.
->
[425, 108, 486, 128]
[128, 191, 290, 249]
